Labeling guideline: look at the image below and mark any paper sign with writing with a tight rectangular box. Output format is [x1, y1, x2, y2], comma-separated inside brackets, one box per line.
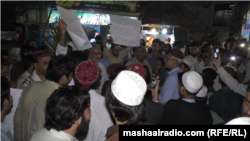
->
[57, 6, 92, 50]
[4, 88, 23, 136]
[109, 15, 141, 47]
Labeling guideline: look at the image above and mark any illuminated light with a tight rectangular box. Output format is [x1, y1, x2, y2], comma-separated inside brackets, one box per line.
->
[231, 56, 235, 60]
[162, 28, 167, 34]
[17, 34, 19, 36]
[151, 28, 156, 33]
[241, 43, 245, 47]
[80, 19, 84, 24]
[146, 37, 150, 40]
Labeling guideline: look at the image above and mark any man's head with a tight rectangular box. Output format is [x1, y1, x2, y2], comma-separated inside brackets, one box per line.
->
[189, 42, 200, 57]
[45, 86, 91, 140]
[155, 58, 164, 70]
[67, 51, 88, 69]
[227, 41, 235, 51]
[106, 71, 147, 124]
[32, 47, 52, 76]
[95, 35, 102, 43]
[152, 39, 161, 54]
[173, 41, 183, 51]
[1, 58, 10, 79]
[74, 61, 102, 91]
[164, 44, 172, 54]
[22, 55, 34, 72]
[20, 45, 36, 60]
[107, 63, 123, 80]
[202, 68, 217, 81]
[180, 56, 193, 72]
[89, 44, 102, 63]
[165, 49, 184, 70]
[178, 71, 203, 98]
[242, 84, 250, 117]
[111, 44, 121, 57]
[159, 42, 165, 53]
[1, 77, 13, 114]
[204, 43, 213, 54]
[46, 56, 74, 86]
[220, 49, 232, 66]
[135, 46, 147, 62]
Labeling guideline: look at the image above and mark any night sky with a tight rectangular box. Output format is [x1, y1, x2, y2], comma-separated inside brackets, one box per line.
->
[1, 1, 19, 22]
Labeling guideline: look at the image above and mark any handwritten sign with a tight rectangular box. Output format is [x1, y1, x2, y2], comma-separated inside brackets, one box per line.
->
[57, 6, 92, 50]
[4, 88, 23, 136]
[109, 15, 141, 47]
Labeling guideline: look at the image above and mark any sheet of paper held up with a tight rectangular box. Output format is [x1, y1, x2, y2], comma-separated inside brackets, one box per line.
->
[57, 6, 92, 50]
[109, 15, 141, 47]
[4, 88, 23, 136]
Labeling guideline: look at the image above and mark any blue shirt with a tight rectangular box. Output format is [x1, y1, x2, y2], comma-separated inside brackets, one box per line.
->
[100, 58, 110, 71]
[1, 123, 14, 141]
[159, 67, 182, 105]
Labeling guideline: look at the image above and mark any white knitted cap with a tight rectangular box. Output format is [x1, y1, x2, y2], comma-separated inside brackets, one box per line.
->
[225, 117, 250, 125]
[111, 70, 147, 106]
[182, 71, 203, 93]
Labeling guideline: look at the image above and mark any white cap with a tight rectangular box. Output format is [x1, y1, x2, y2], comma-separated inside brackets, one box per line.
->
[182, 56, 194, 69]
[182, 71, 203, 93]
[225, 117, 250, 125]
[196, 85, 208, 97]
[111, 70, 147, 106]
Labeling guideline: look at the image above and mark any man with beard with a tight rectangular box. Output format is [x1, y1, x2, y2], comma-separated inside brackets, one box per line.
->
[14, 56, 74, 141]
[30, 86, 91, 141]
[74, 61, 113, 141]
[1, 76, 14, 141]
[183, 42, 200, 71]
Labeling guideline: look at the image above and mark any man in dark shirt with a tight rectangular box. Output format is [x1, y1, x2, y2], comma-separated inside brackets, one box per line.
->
[209, 66, 244, 122]
[163, 71, 213, 125]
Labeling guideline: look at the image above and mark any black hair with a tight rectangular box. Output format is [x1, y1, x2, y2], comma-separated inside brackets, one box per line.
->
[202, 75, 214, 88]
[45, 86, 90, 131]
[204, 43, 213, 49]
[220, 48, 232, 57]
[189, 42, 200, 48]
[66, 51, 88, 69]
[105, 85, 146, 124]
[152, 39, 161, 45]
[160, 41, 165, 46]
[177, 72, 198, 96]
[1, 76, 10, 111]
[140, 39, 146, 46]
[32, 46, 50, 64]
[21, 55, 33, 71]
[20, 45, 36, 60]
[202, 68, 217, 81]
[219, 67, 237, 87]
[143, 65, 151, 85]
[180, 62, 190, 71]
[173, 41, 182, 48]
[1, 57, 9, 69]
[157, 57, 164, 67]
[95, 35, 102, 41]
[46, 55, 74, 83]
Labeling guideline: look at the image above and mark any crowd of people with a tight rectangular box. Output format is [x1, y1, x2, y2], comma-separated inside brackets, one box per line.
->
[1, 19, 250, 141]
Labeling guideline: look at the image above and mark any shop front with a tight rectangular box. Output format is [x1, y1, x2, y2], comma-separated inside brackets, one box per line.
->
[241, 8, 250, 41]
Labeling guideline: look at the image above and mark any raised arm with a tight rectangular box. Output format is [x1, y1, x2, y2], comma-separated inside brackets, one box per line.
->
[56, 19, 68, 56]
[102, 25, 110, 60]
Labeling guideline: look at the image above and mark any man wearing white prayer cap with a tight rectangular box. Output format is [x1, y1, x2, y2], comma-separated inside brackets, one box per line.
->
[105, 71, 153, 141]
[162, 71, 213, 125]
[225, 117, 250, 125]
[180, 55, 193, 72]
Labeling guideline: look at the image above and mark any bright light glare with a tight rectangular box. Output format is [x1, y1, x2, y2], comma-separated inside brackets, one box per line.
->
[146, 37, 150, 40]
[241, 43, 245, 47]
[231, 56, 235, 60]
[162, 29, 167, 34]
[151, 28, 156, 33]
[80, 19, 84, 24]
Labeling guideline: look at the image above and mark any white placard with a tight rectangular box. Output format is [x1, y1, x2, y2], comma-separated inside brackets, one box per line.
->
[109, 15, 141, 47]
[57, 6, 92, 51]
[4, 88, 23, 136]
